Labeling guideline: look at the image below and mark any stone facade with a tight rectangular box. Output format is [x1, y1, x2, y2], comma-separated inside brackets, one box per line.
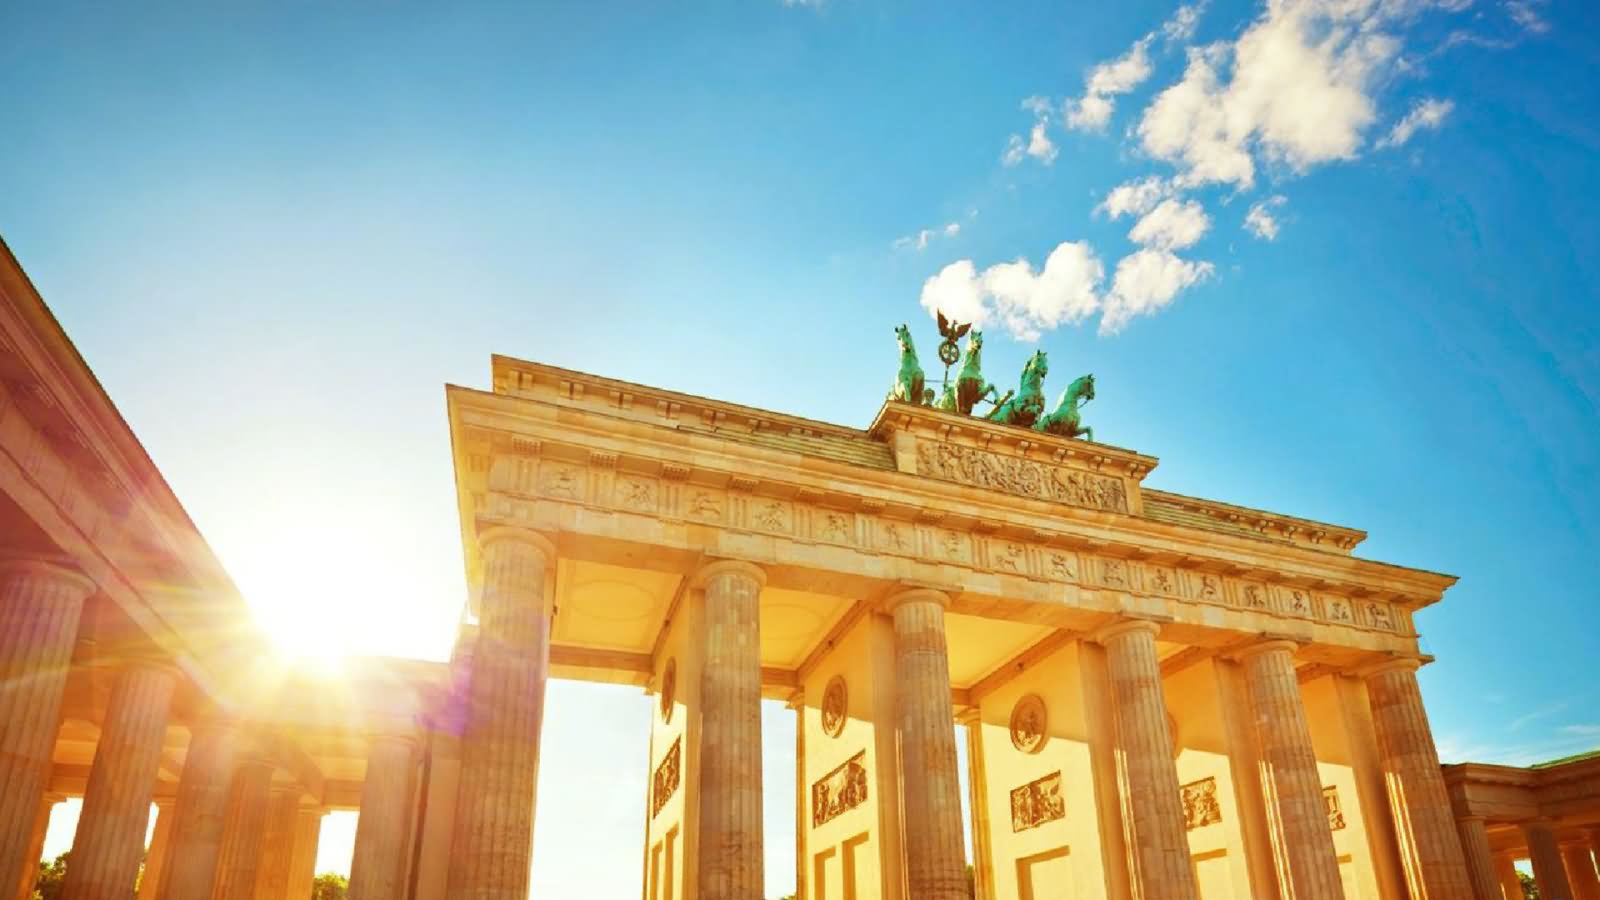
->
[2, 236, 1590, 900]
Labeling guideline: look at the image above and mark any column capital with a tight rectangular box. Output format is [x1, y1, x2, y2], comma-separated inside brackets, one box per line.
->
[1226, 638, 1301, 663]
[1355, 655, 1422, 679]
[1088, 617, 1162, 645]
[885, 585, 951, 613]
[477, 525, 557, 560]
[691, 558, 767, 590]
[0, 555, 96, 593]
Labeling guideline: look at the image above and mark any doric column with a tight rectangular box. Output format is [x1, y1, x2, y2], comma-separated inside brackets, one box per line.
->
[209, 753, 275, 900]
[134, 799, 175, 900]
[157, 720, 240, 900]
[960, 710, 996, 900]
[890, 588, 966, 900]
[349, 735, 419, 900]
[252, 786, 301, 900]
[694, 560, 766, 899]
[1455, 816, 1501, 900]
[1563, 840, 1600, 900]
[1232, 640, 1342, 899]
[1522, 820, 1572, 900]
[61, 659, 178, 900]
[791, 694, 806, 900]
[1362, 659, 1473, 899]
[285, 807, 325, 900]
[1494, 853, 1524, 900]
[446, 527, 554, 900]
[12, 792, 64, 900]
[1093, 619, 1198, 900]
[0, 559, 94, 898]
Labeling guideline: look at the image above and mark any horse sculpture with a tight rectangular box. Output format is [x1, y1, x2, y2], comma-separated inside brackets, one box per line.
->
[889, 324, 926, 405]
[1035, 373, 1095, 441]
[987, 350, 1048, 428]
[951, 331, 1010, 415]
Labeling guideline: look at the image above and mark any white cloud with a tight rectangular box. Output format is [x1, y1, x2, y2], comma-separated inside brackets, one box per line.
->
[1134, 0, 1443, 188]
[1163, 2, 1206, 42]
[1506, 0, 1550, 34]
[1243, 194, 1287, 240]
[1100, 249, 1214, 335]
[1066, 4, 1207, 133]
[1128, 198, 1211, 249]
[893, 221, 963, 252]
[1067, 37, 1154, 131]
[919, 242, 1105, 341]
[1003, 96, 1059, 166]
[1375, 97, 1456, 148]
[1098, 176, 1176, 218]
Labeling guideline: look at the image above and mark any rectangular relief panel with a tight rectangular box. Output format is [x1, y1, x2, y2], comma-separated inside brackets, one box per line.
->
[1181, 776, 1223, 831]
[812, 750, 869, 828]
[1016, 846, 1073, 900]
[652, 737, 681, 818]
[1009, 771, 1067, 833]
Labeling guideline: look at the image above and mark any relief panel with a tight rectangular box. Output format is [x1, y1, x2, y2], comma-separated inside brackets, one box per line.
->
[537, 461, 585, 501]
[914, 440, 1130, 513]
[684, 487, 726, 523]
[1237, 581, 1271, 612]
[616, 475, 660, 514]
[875, 519, 915, 556]
[1323, 785, 1346, 830]
[651, 737, 681, 819]
[1009, 771, 1066, 833]
[813, 510, 857, 546]
[1181, 777, 1223, 830]
[812, 750, 869, 828]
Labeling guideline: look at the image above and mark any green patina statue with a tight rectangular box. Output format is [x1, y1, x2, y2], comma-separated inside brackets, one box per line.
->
[1035, 373, 1095, 441]
[889, 315, 1097, 441]
[951, 331, 1011, 415]
[889, 324, 926, 405]
[987, 350, 1049, 428]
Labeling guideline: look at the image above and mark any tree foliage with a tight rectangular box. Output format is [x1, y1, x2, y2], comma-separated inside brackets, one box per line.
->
[30, 852, 67, 900]
[312, 872, 349, 900]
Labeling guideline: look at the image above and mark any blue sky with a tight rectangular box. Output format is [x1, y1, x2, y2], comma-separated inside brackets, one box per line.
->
[4, 0, 1597, 896]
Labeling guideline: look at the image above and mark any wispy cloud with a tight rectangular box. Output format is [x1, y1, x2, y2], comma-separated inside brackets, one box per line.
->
[920, 242, 1105, 341]
[893, 221, 962, 252]
[1064, 3, 1206, 133]
[1376, 97, 1456, 149]
[1244, 195, 1287, 241]
[1003, 97, 1059, 166]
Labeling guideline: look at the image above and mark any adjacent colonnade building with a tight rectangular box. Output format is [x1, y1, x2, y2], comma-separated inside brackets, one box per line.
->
[2, 238, 1597, 900]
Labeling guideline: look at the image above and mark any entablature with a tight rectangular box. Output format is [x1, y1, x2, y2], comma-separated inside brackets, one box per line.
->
[449, 383, 1453, 633]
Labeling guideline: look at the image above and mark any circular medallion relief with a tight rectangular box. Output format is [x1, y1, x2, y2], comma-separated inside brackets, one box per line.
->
[821, 675, 848, 738]
[1010, 693, 1048, 754]
[659, 658, 677, 724]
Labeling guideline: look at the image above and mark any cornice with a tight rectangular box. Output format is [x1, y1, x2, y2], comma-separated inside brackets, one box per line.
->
[447, 383, 1456, 609]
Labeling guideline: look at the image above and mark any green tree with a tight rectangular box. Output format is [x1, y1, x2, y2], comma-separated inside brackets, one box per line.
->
[31, 851, 68, 900]
[1518, 870, 1540, 899]
[311, 872, 349, 900]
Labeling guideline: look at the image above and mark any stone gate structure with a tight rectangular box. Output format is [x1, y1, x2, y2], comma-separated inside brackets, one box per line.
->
[2, 236, 1597, 900]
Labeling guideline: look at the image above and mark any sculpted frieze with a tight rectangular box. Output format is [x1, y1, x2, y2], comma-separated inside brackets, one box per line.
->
[506, 458, 1414, 639]
[915, 440, 1129, 514]
[1009, 771, 1066, 832]
[812, 750, 869, 828]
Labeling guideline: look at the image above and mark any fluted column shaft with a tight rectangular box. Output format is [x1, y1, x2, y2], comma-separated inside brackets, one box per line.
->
[1523, 820, 1572, 900]
[1563, 841, 1600, 900]
[158, 722, 240, 900]
[447, 528, 553, 900]
[135, 800, 176, 900]
[1236, 641, 1342, 899]
[285, 809, 324, 900]
[12, 793, 64, 900]
[1363, 660, 1473, 899]
[891, 590, 966, 900]
[349, 736, 419, 900]
[62, 661, 178, 900]
[210, 755, 275, 900]
[0, 560, 94, 898]
[1096, 620, 1199, 900]
[1456, 816, 1502, 900]
[695, 561, 766, 900]
[253, 787, 301, 900]
[1494, 854, 1524, 900]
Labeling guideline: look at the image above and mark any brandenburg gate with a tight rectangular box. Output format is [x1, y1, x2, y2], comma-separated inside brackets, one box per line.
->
[3, 237, 1598, 900]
